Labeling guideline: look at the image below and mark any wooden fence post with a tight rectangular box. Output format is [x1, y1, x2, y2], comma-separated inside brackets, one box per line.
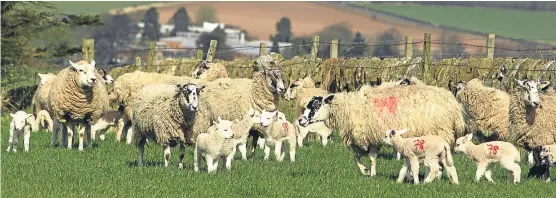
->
[135, 57, 141, 67]
[404, 35, 413, 58]
[330, 39, 338, 59]
[487, 34, 496, 59]
[147, 41, 156, 66]
[196, 49, 203, 60]
[423, 33, 432, 84]
[260, 43, 268, 56]
[206, 40, 218, 62]
[82, 39, 94, 63]
[310, 36, 320, 62]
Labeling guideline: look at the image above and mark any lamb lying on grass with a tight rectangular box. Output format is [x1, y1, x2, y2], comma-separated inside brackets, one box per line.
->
[382, 128, 459, 184]
[455, 133, 521, 183]
[194, 117, 235, 173]
[7, 111, 35, 152]
[260, 110, 297, 162]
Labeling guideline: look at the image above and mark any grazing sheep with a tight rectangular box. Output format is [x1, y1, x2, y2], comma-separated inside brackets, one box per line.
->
[91, 110, 123, 141]
[527, 144, 556, 182]
[260, 110, 297, 162]
[48, 60, 110, 151]
[133, 83, 205, 168]
[297, 83, 466, 177]
[454, 133, 521, 183]
[194, 117, 235, 173]
[191, 60, 228, 81]
[230, 109, 262, 160]
[7, 111, 35, 152]
[35, 110, 53, 132]
[382, 128, 459, 184]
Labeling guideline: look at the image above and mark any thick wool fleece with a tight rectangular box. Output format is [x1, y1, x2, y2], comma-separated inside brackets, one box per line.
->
[509, 91, 556, 148]
[32, 73, 57, 115]
[295, 88, 329, 114]
[48, 67, 109, 124]
[196, 126, 236, 158]
[132, 84, 198, 145]
[330, 85, 465, 151]
[455, 78, 510, 139]
[202, 62, 228, 81]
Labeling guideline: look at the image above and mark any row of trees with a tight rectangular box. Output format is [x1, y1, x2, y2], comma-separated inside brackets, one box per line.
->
[373, 1, 556, 11]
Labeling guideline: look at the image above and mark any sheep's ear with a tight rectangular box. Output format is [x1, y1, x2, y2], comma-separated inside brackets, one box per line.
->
[385, 129, 394, 136]
[398, 128, 408, 135]
[98, 69, 106, 76]
[465, 133, 473, 141]
[539, 81, 551, 91]
[324, 94, 335, 104]
[90, 60, 96, 68]
[175, 84, 183, 92]
[26, 114, 33, 119]
[10, 113, 16, 118]
[515, 79, 527, 89]
[217, 116, 223, 123]
[69, 60, 79, 70]
[38, 73, 46, 80]
[376, 77, 382, 86]
[273, 110, 279, 116]
[198, 85, 206, 93]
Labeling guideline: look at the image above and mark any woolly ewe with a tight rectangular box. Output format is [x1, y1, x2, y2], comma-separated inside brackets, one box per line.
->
[383, 128, 459, 184]
[7, 111, 35, 152]
[194, 117, 235, 173]
[35, 110, 53, 132]
[260, 110, 297, 162]
[454, 133, 521, 183]
[191, 60, 228, 81]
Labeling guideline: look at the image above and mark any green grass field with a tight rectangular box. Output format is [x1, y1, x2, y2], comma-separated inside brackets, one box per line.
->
[45, 1, 161, 15]
[2, 100, 556, 197]
[359, 3, 556, 44]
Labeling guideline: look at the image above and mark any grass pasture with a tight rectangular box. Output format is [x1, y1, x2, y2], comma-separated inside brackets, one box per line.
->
[2, 100, 556, 197]
[361, 3, 556, 44]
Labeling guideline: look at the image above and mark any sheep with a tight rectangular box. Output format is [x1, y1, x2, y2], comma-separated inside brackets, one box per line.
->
[48, 60, 110, 151]
[132, 83, 205, 168]
[194, 117, 235, 173]
[259, 110, 297, 162]
[90, 110, 124, 141]
[297, 84, 466, 177]
[527, 144, 556, 182]
[98, 69, 114, 85]
[35, 110, 53, 132]
[229, 109, 262, 160]
[6, 111, 35, 152]
[32, 73, 57, 116]
[191, 60, 228, 81]
[454, 133, 521, 183]
[382, 128, 459, 184]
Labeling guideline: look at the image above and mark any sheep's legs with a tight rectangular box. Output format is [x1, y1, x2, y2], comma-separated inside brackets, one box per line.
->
[163, 145, 171, 168]
[194, 144, 200, 172]
[289, 136, 296, 162]
[77, 125, 91, 151]
[368, 146, 379, 177]
[296, 122, 309, 147]
[178, 144, 185, 169]
[394, 149, 401, 160]
[484, 168, 494, 183]
[206, 156, 215, 173]
[274, 141, 284, 162]
[264, 141, 272, 160]
[351, 145, 370, 176]
[51, 120, 59, 147]
[66, 123, 75, 149]
[86, 125, 92, 148]
[225, 153, 233, 170]
[319, 127, 334, 147]
[397, 159, 410, 183]
[6, 128, 14, 152]
[440, 158, 459, 184]
[475, 162, 488, 182]
[528, 151, 534, 165]
[23, 128, 30, 152]
[409, 157, 420, 184]
[423, 157, 440, 183]
[125, 127, 134, 145]
[238, 142, 247, 160]
[136, 137, 146, 166]
[501, 160, 521, 183]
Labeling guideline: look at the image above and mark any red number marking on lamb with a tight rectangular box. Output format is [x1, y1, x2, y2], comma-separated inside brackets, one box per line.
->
[282, 122, 289, 133]
[487, 144, 499, 155]
[414, 139, 425, 150]
[373, 96, 398, 118]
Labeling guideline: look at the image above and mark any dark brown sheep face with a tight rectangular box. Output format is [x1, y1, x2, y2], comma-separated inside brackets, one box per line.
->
[264, 69, 285, 94]
[298, 94, 334, 127]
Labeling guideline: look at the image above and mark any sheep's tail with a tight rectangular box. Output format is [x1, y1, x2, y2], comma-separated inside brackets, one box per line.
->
[444, 143, 454, 167]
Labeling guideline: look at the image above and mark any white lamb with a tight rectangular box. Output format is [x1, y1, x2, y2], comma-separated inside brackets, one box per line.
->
[91, 109, 123, 141]
[454, 133, 521, 183]
[230, 109, 262, 160]
[382, 128, 459, 184]
[194, 117, 235, 173]
[260, 110, 297, 162]
[7, 111, 35, 152]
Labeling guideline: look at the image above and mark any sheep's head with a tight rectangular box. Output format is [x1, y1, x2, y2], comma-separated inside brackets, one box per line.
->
[98, 69, 114, 85]
[448, 80, 467, 96]
[382, 128, 408, 145]
[515, 79, 551, 109]
[38, 73, 56, 86]
[69, 60, 98, 88]
[454, 133, 473, 153]
[284, 78, 303, 100]
[263, 69, 285, 94]
[175, 83, 205, 111]
[10, 111, 33, 130]
[298, 94, 334, 127]
[539, 146, 554, 166]
[261, 109, 283, 127]
[214, 116, 234, 139]
[496, 66, 507, 81]
[191, 60, 211, 79]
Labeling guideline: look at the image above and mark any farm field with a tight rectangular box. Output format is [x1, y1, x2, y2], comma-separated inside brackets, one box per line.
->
[360, 3, 556, 44]
[2, 100, 556, 197]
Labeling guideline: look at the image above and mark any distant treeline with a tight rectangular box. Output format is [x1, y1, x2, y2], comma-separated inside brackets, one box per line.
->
[373, 1, 556, 12]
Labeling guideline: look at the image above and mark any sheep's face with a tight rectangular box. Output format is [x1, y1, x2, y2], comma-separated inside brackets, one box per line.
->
[515, 79, 550, 108]
[38, 73, 56, 86]
[98, 69, 114, 85]
[264, 69, 286, 94]
[454, 133, 473, 153]
[191, 60, 210, 79]
[298, 94, 334, 127]
[448, 81, 466, 96]
[214, 116, 234, 139]
[260, 110, 279, 127]
[284, 79, 302, 100]
[176, 83, 205, 111]
[382, 128, 408, 145]
[539, 147, 554, 166]
[10, 111, 32, 130]
[69, 60, 98, 88]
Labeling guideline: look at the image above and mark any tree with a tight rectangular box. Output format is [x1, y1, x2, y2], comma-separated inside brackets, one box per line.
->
[315, 22, 353, 59]
[372, 27, 402, 58]
[196, 5, 218, 24]
[196, 26, 231, 60]
[348, 32, 366, 57]
[142, 7, 161, 43]
[91, 14, 138, 65]
[270, 35, 280, 53]
[170, 7, 190, 36]
[275, 17, 292, 42]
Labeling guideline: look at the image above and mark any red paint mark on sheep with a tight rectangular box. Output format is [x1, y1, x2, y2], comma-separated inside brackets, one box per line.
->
[488, 144, 499, 155]
[282, 123, 289, 133]
[414, 139, 425, 150]
[373, 96, 398, 118]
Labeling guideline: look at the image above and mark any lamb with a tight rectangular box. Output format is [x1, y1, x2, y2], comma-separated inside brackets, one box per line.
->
[454, 133, 521, 183]
[35, 110, 53, 133]
[194, 117, 235, 173]
[382, 128, 459, 184]
[191, 60, 228, 81]
[527, 144, 556, 182]
[229, 109, 262, 160]
[48, 60, 110, 151]
[260, 110, 297, 162]
[132, 83, 205, 168]
[91, 109, 124, 141]
[297, 84, 466, 177]
[6, 111, 35, 152]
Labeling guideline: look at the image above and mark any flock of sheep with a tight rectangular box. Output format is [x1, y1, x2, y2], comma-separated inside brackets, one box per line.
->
[6, 54, 556, 185]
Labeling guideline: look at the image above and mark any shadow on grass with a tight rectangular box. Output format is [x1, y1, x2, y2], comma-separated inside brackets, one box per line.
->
[127, 160, 165, 167]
